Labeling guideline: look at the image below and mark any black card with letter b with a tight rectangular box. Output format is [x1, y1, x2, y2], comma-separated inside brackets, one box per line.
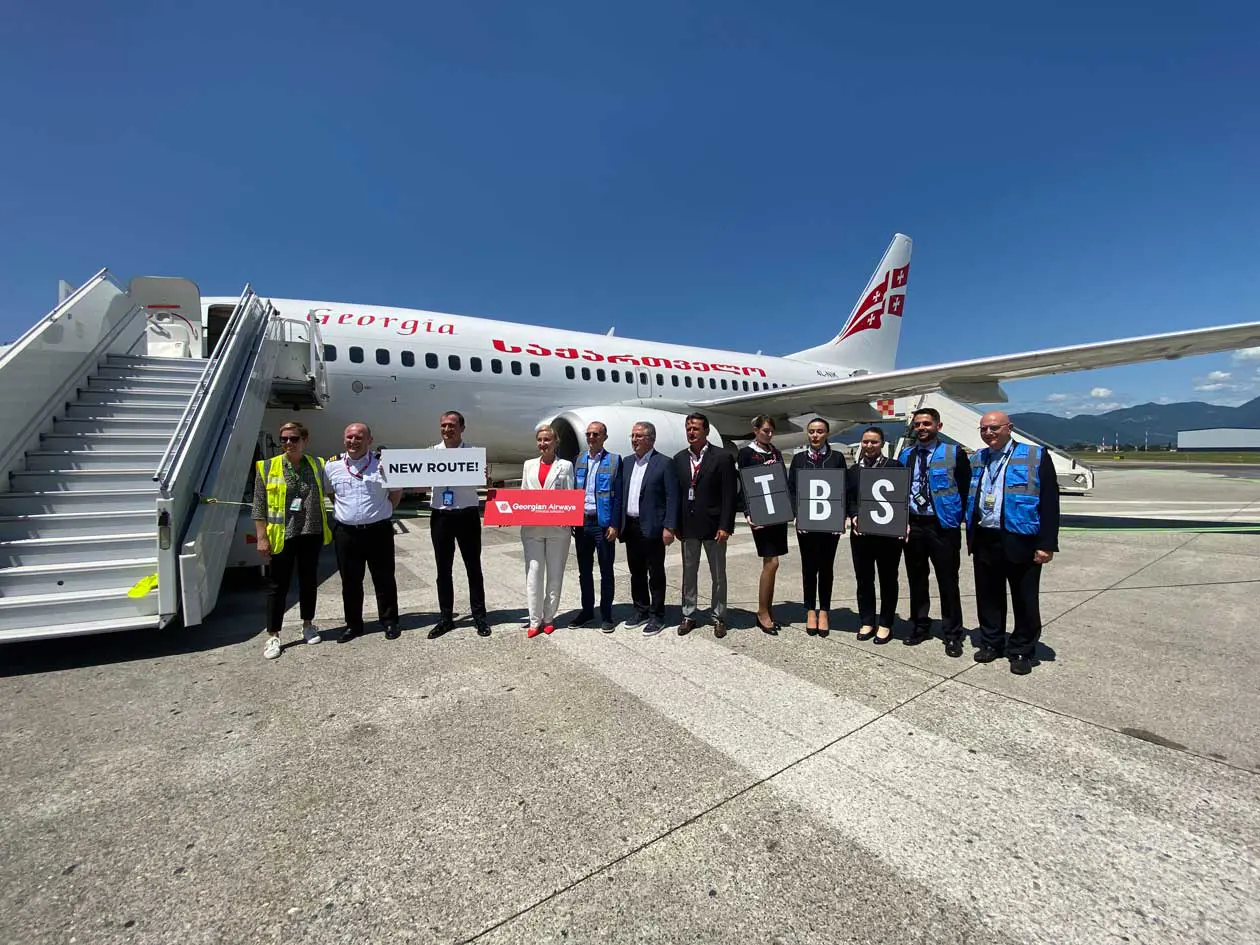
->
[795, 469, 847, 533]
[857, 467, 910, 537]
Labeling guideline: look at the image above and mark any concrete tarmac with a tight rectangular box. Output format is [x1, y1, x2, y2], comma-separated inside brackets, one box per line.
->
[2, 467, 1258, 945]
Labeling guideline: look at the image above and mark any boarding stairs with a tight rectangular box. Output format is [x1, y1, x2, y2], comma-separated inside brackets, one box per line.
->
[0, 272, 327, 643]
[892, 392, 1095, 493]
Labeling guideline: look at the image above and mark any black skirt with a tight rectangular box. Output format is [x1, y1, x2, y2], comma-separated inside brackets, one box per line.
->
[751, 521, 789, 558]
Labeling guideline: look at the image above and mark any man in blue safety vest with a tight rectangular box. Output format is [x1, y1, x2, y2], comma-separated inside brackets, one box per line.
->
[965, 410, 1060, 675]
[570, 420, 623, 633]
[898, 407, 973, 656]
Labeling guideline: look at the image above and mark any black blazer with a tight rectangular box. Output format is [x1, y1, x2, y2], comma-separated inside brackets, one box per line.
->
[966, 446, 1060, 560]
[844, 454, 904, 514]
[788, 446, 849, 516]
[673, 446, 737, 540]
[617, 450, 678, 539]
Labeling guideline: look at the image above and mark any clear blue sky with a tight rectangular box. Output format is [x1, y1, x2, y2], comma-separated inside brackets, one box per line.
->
[1, 1, 1257, 416]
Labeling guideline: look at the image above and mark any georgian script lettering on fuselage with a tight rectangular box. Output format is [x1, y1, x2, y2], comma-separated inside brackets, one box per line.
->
[489, 339, 767, 377]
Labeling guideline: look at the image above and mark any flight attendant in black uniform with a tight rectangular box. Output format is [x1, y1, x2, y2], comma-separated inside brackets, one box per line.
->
[738, 415, 789, 635]
[787, 417, 848, 636]
[846, 426, 906, 644]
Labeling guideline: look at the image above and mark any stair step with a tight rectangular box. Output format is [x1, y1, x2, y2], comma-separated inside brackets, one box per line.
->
[0, 489, 158, 516]
[0, 533, 153, 567]
[65, 403, 186, 420]
[24, 451, 165, 471]
[39, 432, 173, 453]
[0, 510, 154, 540]
[87, 373, 200, 391]
[0, 558, 158, 597]
[53, 417, 182, 435]
[0, 588, 160, 640]
[105, 355, 207, 373]
[76, 388, 193, 406]
[9, 470, 158, 493]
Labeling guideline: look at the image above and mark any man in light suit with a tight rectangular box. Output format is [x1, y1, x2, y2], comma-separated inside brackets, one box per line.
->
[672, 412, 737, 639]
[966, 410, 1061, 675]
[610, 421, 678, 636]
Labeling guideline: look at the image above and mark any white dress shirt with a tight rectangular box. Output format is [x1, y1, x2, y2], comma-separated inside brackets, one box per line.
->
[626, 450, 653, 518]
[428, 440, 482, 510]
[323, 453, 395, 525]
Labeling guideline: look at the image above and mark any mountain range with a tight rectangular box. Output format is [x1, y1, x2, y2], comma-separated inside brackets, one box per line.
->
[1009, 396, 1260, 447]
[838, 396, 1260, 448]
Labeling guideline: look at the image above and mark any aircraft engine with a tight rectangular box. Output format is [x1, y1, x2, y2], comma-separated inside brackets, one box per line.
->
[548, 407, 722, 462]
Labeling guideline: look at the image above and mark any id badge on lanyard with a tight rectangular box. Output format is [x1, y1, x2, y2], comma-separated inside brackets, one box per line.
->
[289, 497, 303, 512]
[689, 457, 701, 502]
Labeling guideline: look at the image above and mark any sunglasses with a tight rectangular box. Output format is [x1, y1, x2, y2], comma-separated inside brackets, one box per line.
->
[279, 435, 303, 443]
[979, 424, 1008, 433]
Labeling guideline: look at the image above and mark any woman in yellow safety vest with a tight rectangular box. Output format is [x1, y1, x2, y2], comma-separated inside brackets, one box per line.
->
[252, 420, 332, 660]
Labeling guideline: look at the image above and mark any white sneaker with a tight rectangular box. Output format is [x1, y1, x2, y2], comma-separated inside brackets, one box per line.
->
[303, 624, 321, 645]
[263, 636, 282, 660]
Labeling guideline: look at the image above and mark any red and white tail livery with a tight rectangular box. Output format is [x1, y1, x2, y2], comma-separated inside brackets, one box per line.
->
[786, 233, 912, 374]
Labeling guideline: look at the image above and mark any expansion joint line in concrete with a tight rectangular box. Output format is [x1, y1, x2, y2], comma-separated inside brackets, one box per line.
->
[457, 672, 964, 944]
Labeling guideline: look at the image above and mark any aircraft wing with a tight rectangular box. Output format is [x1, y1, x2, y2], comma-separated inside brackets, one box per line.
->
[688, 321, 1260, 416]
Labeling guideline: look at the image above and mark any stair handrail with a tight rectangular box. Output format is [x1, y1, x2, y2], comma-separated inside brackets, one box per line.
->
[0, 269, 114, 372]
[153, 286, 261, 495]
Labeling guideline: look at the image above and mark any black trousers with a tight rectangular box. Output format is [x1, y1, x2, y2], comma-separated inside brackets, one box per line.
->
[851, 533, 903, 627]
[623, 517, 666, 620]
[904, 516, 964, 639]
[797, 531, 840, 610]
[575, 516, 617, 621]
[430, 507, 486, 619]
[265, 533, 322, 634]
[333, 518, 398, 631]
[972, 528, 1043, 657]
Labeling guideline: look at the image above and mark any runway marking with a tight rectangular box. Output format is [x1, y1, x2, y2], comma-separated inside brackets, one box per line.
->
[551, 631, 1260, 945]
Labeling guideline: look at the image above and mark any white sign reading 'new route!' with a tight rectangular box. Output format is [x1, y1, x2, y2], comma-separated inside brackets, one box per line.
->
[378, 448, 488, 487]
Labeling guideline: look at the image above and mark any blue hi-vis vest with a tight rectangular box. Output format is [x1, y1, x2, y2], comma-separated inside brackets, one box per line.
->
[574, 450, 621, 527]
[967, 442, 1042, 535]
[898, 442, 964, 528]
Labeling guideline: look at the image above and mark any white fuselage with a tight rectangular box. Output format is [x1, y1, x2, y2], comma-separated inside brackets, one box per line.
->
[240, 299, 857, 461]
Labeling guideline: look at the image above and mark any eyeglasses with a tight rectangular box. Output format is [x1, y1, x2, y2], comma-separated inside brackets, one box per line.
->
[279, 435, 302, 443]
[978, 424, 1009, 433]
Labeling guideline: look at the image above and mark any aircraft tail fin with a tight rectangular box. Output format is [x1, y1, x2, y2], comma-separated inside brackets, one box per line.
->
[786, 233, 912, 373]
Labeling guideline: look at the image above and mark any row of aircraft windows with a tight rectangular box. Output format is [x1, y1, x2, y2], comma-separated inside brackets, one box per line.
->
[323, 344, 788, 392]
[561, 365, 782, 392]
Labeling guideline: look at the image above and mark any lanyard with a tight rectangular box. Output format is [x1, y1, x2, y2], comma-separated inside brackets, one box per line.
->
[344, 453, 375, 480]
[982, 448, 1012, 498]
[689, 448, 706, 485]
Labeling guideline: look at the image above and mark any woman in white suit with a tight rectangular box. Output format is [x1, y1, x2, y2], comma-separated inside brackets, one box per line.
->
[521, 425, 576, 637]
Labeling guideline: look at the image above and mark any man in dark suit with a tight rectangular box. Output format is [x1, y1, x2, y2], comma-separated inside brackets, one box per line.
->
[966, 410, 1061, 675]
[672, 412, 738, 639]
[610, 420, 678, 635]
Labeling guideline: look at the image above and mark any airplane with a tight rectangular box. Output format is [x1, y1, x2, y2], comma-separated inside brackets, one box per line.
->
[179, 233, 1259, 470]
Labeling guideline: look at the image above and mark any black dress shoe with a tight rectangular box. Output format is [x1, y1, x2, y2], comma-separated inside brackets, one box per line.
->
[973, 646, 1003, 663]
[817, 626, 830, 638]
[856, 627, 876, 642]
[427, 617, 455, 640]
[568, 612, 595, 629]
[713, 621, 727, 639]
[474, 617, 491, 637]
[339, 627, 363, 644]
[806, 626, 818, 637]
[757, 620, 779, 636]
[624, 612, 649, 629]
[383, 623, 401, 640]
[677, 617, 697, 636]
[1009, 654, 1032, 675]
[903, 629, 931, 647]
[944, 637, 964, 658]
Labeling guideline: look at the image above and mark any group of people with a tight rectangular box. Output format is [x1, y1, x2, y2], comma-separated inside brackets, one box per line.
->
[253, 406, 1059, 675]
